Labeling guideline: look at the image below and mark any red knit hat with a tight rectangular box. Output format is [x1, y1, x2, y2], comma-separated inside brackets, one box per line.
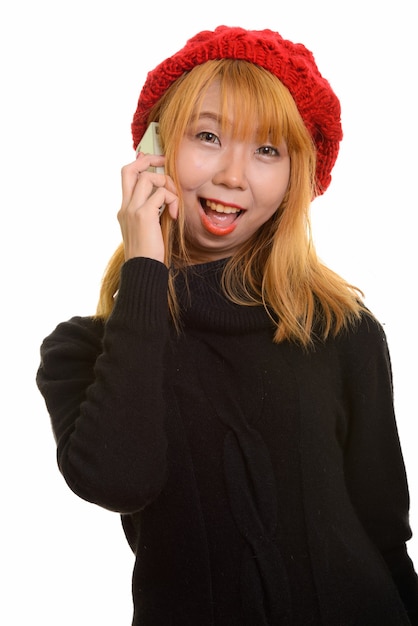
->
[132, 25, 342, 195]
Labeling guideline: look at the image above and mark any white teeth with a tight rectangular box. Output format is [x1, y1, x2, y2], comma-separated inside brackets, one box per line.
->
[206, 200, 240, 214]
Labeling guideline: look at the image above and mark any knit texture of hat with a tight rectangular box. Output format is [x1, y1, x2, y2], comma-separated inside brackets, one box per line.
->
[132, 25, 342, 195]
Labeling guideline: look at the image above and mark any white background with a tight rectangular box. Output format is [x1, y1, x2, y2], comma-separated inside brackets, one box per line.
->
[1, 1, 416, 623]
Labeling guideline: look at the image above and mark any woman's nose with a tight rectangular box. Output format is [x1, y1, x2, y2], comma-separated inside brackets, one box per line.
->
[212, 147, 248, 189]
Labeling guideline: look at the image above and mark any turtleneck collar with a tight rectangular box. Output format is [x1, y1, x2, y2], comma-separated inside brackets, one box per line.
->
[174, 258, 275, 335]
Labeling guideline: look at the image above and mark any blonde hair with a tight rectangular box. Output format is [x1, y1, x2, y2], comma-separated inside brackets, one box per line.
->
[96, 59, 365, 346]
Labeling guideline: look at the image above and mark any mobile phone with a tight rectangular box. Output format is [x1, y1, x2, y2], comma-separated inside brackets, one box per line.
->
[136, 122, 165, 215]
[136, 122, 164, 174]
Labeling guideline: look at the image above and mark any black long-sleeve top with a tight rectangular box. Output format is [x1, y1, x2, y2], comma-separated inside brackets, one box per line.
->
[37, 256, 418, 625]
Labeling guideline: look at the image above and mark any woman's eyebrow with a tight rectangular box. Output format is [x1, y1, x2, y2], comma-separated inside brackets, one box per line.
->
[190, 111, 223, 124]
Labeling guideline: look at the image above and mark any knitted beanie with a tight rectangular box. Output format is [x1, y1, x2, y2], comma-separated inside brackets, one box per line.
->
[132, 25, 342, 195]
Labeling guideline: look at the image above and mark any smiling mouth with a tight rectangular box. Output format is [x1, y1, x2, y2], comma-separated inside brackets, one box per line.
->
[198, 198, 244, 237]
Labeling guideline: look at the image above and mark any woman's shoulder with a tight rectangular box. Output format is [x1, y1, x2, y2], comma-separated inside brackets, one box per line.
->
[337, 310, 387, 347]
[40, 315, 105, 357]
[332, 310, 391, 373]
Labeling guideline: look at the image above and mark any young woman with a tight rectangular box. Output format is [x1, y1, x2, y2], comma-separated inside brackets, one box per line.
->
[36, 26, 418, 625]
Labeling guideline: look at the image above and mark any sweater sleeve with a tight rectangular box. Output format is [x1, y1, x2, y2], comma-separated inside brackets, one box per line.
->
[341, 316, 418, 622]
[36, 257, 170, 514]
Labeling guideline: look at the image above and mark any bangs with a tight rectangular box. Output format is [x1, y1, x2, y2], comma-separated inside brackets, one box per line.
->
[187, 59, 301, 147]
[217, 60, 294, 146]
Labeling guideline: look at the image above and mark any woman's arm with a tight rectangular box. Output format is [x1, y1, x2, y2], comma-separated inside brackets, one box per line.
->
[37, 257, 170, 514]
[342, 317, 418, 621]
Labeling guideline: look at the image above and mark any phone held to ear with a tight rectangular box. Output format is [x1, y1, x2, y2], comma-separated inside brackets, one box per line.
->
[136, 122, 164, 174]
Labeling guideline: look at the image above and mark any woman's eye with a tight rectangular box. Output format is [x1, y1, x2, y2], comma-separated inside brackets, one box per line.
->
[196, 131, 220, 144]
[256, 145, 279, 157]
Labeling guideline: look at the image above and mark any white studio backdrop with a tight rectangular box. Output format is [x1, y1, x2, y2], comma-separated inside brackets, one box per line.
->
[1, 1, 416, 624]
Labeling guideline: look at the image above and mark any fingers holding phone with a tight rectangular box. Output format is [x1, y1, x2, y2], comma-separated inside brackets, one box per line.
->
[118, 124, 179, 263]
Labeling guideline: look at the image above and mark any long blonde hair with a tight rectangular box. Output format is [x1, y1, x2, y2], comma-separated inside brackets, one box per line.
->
[96, 59, 365, 346]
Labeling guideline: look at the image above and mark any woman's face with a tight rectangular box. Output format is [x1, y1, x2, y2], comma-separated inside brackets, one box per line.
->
[175, 81, 290, 264]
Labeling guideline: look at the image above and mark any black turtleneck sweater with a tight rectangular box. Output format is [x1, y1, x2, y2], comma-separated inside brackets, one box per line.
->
[37, 257, 418, 625]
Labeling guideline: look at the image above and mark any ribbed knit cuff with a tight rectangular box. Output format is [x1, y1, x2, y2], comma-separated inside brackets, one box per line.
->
[109, 257, 169, 329]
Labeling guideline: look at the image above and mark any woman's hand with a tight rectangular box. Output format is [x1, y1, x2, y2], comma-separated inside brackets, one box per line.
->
[118, 153, 179, 263]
